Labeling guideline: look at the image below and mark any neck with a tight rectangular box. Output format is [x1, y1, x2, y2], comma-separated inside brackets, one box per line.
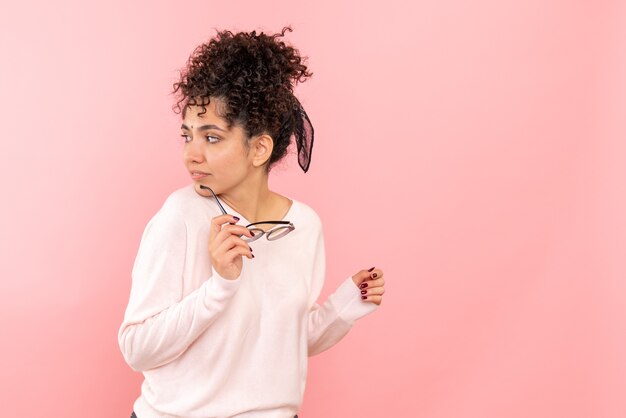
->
[215, 172, 274, 224]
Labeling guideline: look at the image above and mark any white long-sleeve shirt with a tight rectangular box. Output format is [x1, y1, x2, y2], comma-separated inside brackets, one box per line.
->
[118, 183, 379, 418]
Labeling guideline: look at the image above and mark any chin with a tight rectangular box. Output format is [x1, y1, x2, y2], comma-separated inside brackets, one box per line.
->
[193, 183, 213, 196]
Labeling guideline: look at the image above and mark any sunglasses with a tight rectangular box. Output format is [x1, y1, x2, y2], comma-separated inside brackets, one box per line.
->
[200, 185, 295, 242]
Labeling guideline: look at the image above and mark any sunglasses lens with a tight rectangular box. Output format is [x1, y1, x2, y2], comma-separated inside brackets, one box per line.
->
[267, 226, 292, 240]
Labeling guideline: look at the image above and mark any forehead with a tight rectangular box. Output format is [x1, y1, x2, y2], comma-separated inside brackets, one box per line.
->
[182, 98, 228, 126]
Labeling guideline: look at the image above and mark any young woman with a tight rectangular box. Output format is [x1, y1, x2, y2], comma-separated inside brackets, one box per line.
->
[118, 26, 385, 418]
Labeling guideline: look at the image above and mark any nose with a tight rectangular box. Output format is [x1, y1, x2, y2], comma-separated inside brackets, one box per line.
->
[183, 136, 205, 164]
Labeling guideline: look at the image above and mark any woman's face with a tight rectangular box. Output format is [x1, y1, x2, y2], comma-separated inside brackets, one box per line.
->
[181, 98, 256, 197]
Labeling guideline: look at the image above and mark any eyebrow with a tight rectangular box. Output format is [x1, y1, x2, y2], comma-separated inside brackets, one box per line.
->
[180, 123, 226, 132]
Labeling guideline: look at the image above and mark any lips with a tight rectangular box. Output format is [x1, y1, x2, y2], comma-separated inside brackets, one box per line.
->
[190, 170, 210, 180]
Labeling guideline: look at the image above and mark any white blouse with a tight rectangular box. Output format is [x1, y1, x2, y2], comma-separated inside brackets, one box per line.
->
[118, 183, 379, 417]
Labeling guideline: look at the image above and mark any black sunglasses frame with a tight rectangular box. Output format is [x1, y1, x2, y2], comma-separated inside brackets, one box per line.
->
[199, 184, 295, 242]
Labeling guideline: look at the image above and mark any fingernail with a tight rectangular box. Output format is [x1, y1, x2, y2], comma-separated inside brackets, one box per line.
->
[233, 216, 240, 221]
[367, 267, 375, 272]
[371, 273, 377, 278]
[251, 254, 255, 258]
[362, 296, 367, 300]
[361, 290, 367, 295]
[249, 246, 253, 251]
[360, 283, 368, 289]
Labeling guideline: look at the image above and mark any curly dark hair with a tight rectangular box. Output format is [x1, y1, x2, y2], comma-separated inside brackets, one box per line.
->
[171, 26, 313, 173]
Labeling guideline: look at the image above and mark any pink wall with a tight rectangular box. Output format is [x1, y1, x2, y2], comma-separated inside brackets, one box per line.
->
[1, 0, 624, 417]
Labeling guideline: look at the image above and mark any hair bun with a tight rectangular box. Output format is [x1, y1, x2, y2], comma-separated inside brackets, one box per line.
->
[241, 26, 312, 91]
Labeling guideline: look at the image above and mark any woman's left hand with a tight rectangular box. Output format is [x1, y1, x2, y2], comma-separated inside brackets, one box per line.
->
[352, 268, 385, 306]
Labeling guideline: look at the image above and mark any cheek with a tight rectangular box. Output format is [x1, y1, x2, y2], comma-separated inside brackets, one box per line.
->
[210, 152, 247, 176]
[212, 152, 238, 168]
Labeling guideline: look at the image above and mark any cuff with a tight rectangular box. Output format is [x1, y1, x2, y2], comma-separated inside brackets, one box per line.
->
[329, 275, 380, 325]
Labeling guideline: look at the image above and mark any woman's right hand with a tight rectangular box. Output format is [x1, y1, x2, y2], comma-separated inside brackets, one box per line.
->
[208, 214, 255, 280]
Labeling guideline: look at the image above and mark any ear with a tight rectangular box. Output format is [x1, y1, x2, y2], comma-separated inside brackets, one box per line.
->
[250, 133, 274, 168]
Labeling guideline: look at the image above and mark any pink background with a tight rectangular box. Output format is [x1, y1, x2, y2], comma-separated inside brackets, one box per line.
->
[1, 0, 625, 417]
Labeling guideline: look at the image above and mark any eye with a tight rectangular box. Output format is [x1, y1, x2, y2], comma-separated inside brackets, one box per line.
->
[179, 134, 220, 144]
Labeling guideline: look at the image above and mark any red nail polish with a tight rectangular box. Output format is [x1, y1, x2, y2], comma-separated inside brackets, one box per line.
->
[360, 283, 368, 289]
[362, 295, 367, 300]
[372, 273, 377, 278]
[367, 267, 375, 272]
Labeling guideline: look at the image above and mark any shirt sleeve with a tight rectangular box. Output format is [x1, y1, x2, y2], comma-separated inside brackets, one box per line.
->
[307, 221, 380, 357]
[118, 204, 242, 372]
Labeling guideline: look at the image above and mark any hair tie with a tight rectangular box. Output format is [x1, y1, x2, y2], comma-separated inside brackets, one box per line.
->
[293, 98, 314, 173]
